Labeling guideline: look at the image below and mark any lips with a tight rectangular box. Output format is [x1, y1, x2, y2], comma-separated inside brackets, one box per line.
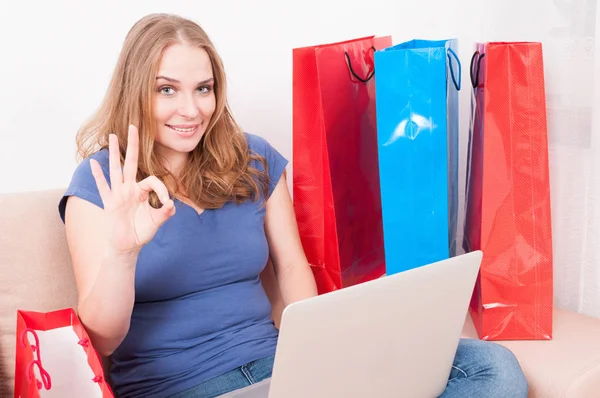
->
[166, 124, 200, 137]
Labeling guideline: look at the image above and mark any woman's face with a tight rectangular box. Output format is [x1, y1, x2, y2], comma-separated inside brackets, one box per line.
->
[153, 43, 216, 168]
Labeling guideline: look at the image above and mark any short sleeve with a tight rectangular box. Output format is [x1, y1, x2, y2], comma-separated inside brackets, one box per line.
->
[245, 133, 289, 198]
[58, 149, 110, 223]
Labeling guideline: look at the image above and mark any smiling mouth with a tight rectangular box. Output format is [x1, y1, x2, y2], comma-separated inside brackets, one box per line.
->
[166, 124, 200, 136]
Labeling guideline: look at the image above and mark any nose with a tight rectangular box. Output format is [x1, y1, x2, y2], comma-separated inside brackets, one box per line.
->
[178, 93, 200, 119]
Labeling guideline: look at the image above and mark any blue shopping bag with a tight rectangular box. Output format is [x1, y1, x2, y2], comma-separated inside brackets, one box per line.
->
[374, 39, 461, 275]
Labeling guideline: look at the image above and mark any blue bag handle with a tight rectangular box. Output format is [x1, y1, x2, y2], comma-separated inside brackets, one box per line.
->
[447, 48, 462, 91]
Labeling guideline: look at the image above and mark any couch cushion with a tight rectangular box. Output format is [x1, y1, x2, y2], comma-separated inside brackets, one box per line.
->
[0, 189, 78, 396]
[3, 189, 600, 398]
[462, 308, 600, 397]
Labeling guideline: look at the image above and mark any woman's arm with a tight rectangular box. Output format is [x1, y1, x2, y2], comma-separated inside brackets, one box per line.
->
[65, 196, 138, 357]
[64, 128, 175, 357]
[260, 258, 285, 328]
[264, 172, 318, 307]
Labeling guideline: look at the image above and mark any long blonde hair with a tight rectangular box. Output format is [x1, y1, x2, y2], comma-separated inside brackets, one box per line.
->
[76, 13, 268, 208]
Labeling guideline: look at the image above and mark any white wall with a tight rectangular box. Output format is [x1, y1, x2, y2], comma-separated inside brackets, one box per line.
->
[0, 0, 590, 251]
[1, 0, 485, 193]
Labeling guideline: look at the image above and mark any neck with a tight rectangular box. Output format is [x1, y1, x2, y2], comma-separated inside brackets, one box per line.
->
[168, 156, 189, 179]
[157, 147, 189, 179]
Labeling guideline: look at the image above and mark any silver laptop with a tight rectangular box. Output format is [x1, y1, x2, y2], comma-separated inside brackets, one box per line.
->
[224, 250, 482, 398]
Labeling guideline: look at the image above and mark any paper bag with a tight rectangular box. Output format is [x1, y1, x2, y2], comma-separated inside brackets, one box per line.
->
[292, 36, 392, 293]
[374, 39, 462, 275]
[463, 42, 553, 340]
[14, 308, 114, 397]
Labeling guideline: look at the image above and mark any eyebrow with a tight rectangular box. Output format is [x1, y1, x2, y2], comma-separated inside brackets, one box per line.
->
[155, 76, 214, 85]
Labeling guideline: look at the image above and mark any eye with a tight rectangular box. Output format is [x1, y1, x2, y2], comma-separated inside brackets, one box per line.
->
[197, 85, 213, 94]
[158, 86, 175, 95]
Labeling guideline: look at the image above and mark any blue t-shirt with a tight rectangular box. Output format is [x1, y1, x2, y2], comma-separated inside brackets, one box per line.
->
[58, 133, 288, 397]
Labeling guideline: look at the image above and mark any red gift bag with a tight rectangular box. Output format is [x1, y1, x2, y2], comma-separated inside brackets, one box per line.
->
[292, 36, 392, 294]
[463, 42, 553, 340]
[14, 308, 114, 397]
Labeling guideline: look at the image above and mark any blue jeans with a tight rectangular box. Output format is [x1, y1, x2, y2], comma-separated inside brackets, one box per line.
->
[440, 338, 528, 398]
[170, 339, 528, 398]
[168, 355, 275, 398]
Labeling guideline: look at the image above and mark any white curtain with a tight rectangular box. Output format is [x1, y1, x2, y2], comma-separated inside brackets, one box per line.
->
[546, 0, 600, 318]
[475, 0, 600, 317]
[585, 0, 600, 317]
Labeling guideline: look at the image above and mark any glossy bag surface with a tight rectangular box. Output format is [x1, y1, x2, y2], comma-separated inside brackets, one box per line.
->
[374, 39, 461, 276]
[463, 42, 553, 340]
[292, 35, 392, 293]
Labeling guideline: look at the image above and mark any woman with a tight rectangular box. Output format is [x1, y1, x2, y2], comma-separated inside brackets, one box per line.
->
[59, 13, 528, 398]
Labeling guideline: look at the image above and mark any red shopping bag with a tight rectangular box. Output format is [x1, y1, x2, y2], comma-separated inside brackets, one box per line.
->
[463, 42, 553, 340]
[14, 308, 114, 397]
[292, 36, 391, 294]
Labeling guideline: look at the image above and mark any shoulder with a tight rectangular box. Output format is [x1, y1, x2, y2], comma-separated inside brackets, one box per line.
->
[69, 149, 111, 191]
[245, 132, 274, 155]
[76, 149, 110, 175]
[58, 149, 109, 222]
[244, 132, 287, 165]
[243, 132, 288, 197]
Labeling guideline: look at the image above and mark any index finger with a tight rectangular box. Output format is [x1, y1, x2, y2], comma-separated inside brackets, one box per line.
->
[123, 125, 139, 182]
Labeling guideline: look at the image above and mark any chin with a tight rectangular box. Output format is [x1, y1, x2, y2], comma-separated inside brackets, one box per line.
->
[157, 125, 205, 153]
[169, 137, 203, 154]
